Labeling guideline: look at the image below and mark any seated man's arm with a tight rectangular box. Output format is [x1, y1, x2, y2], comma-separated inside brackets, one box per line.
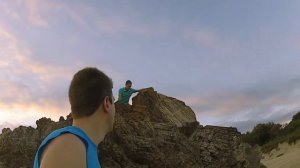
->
[118, 89, 122, 101]
[40, 134, 86, 168]
[133, 89, 140, 93]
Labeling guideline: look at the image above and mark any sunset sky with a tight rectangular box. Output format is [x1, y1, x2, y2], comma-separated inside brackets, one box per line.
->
[1, 0, 300, 132]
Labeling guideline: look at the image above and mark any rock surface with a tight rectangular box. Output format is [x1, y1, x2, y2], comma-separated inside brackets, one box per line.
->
[0, 87, 261, 168]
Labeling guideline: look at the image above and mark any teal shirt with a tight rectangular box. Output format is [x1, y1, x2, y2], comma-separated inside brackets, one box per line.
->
[33, 126, 101, 168]
[119, 87, 138, 104]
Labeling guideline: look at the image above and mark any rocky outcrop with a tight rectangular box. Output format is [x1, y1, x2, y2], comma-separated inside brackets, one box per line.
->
[0, 87, 261, 168]
[0, 126, 39, 168]
[0, 116, 72, 168]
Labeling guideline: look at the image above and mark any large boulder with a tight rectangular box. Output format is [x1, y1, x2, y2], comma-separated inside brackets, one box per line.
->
[99, 88, 261, 168]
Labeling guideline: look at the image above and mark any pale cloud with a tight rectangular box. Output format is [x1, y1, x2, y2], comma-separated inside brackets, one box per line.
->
[0, 78, 31, 102]
[186, 29, 221, 48]
[181, 96, 211, 108]
[2, 1, 167, 36]
[0, 23, 73, 126]
[181, 79, 300, 132]
[0, 22, 75, 81]
[0, 2, 21, 20]
[63, 3, 167, 37]
[0, 21, 124, 128]
[184, 28, 241, 55]
[183, 93, 258, 118]
[95, 15, 166, 37]
[0, 0, 62, 27]
[25, 0, 63, 27]
[26, 0, 49, 27]
[0, 100, 69, 126]
[289, 34, 300, 54]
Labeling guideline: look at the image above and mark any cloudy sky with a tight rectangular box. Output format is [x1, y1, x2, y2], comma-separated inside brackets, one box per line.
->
[1, 0, 300, 133]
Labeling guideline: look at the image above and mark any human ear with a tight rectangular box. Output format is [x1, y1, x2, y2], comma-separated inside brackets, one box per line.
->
[103, 96, 110, 113]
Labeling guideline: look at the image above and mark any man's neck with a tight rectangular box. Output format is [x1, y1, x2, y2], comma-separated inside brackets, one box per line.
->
[72, 113, 107, 145]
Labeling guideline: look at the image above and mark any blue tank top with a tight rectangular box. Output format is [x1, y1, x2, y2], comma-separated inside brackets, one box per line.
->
[33, 126, 101, 168]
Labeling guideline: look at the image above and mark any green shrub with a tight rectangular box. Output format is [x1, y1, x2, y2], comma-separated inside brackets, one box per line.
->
[282, 119, 300, 134]
[292, 111, 300, 121]
[242, 111, 300, 152]
[242, 122, 281, 146]
[261, 127, 300, 153]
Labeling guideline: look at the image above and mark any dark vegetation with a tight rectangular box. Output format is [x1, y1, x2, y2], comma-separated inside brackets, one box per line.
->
[242, 111, 300, 152]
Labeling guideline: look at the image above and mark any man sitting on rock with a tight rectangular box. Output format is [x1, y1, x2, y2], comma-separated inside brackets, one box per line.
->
[33, 67, 115, 168]
[118, 80, 141, 105]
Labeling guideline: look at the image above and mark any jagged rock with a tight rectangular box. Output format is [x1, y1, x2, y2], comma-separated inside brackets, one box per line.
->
[0, 118, 70, 168]
[0, 126, 39, 168]
[59, 116, 65, 122]
[1, 128, 11, 134]
[131, 87, 197, 127]
[234, 143, 262, 168]
[0, 88, 261, 168]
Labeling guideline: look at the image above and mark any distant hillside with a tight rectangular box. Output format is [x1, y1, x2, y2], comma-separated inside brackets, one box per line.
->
[242, 111, 300, 153]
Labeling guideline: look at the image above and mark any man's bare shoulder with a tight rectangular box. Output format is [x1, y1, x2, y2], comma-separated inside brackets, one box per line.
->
[40, 133, 86, 168]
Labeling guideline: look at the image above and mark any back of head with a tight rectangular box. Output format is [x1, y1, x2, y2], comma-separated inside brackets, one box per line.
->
[125, 80, 132, 85]
[69, 67, 113, 119]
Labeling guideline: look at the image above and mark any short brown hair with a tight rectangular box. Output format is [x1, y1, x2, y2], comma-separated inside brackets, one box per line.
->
[69, 67, 113, 118]
[126, 80, 132, 85]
